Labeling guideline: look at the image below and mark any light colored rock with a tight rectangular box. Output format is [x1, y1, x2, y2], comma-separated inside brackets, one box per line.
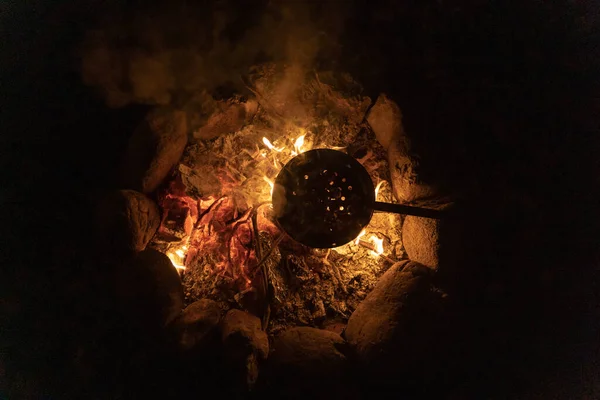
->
[270, 327, 347, 374]
[373, 94, 438, 202]
[265, 327, 357, 400]
[122, 106, 188, 194]
[403, 215, 440, 270]
[95, 189, 160, 255]
[388, 139, 438, 203]
[367, 93, 403, 150]
[220, 309, 269, 388]
[174, 299, 222, 353]
[403, 202, 461, 273]
[192, 96, 258, 140]
[221, 309, 269, 359]
[247, 64, 370, 128]
[345, 261, 431, 357]
[345, 261, 447, 385]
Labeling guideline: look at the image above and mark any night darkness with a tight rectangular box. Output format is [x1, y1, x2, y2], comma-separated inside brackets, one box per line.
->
[1, 0, 599, 398]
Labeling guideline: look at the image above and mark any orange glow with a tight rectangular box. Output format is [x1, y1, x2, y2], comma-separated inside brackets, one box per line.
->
[262, 137, 284, 152]
[374, 181, 385, 200]
[354, 229, 367, 245]
[167, 243, 188, 270]
[368, 235, 384, 256]
[263, 176, 275, 197]
[199, 196, 216, 210]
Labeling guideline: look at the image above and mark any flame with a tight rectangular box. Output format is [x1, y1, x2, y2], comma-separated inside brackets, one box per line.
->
[354, 229, 367, 245]
[374, 181, 385, 200]
[354, 230, 384, 257]
[262, 137, 284, 152]
[167, 243, 188, 271]
[263, 176, 275, 197]
[368, 235, 384, 256]
[292, 134, 306, 155]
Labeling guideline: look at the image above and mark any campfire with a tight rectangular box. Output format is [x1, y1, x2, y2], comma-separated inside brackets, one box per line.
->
[83, 57, 457, 398]
[149, 65, 403, 332]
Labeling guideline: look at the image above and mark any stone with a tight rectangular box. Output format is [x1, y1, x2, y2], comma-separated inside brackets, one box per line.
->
[221, 309, 269, 359]
[220, 309, 269, 390]
[374, 93, 439, 202]
[367, 93, 403, 150]
[116, 248, 184, 329]
[388, 138, 439, 203]
[191, 95, 258, 140]
[163, 300, 227, 400]
[344, 261, 448, 390]
[262, 327, 358, 400]
[402, 202, 462, 273]
[122, 106, 188, 194]
[173, 299, 222, 354]
[94, 190, 160, 256]
[270, 327, 347, 375]
[403, 215, 440, 270]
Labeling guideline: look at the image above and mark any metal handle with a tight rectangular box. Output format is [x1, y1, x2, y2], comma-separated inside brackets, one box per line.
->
[373, 201, 445, 219]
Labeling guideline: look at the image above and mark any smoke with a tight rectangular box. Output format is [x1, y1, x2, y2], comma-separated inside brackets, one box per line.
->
[79, 0, 351, 108]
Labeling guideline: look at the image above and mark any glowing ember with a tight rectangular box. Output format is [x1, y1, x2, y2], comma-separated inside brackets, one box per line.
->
[368, 235, 384, 256]
[167, 243, 188, 270]
[200, 196, 216, 210]
[262, 137, 285, 152]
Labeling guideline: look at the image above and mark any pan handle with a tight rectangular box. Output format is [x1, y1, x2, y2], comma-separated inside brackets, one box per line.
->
[373, 201, 445, 219]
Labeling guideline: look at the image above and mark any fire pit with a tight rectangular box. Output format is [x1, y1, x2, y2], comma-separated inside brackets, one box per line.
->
[149, 65, 404, 332]
[82, 57, 458, 398]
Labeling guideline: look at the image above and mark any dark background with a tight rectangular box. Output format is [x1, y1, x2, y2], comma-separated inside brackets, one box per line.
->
[1, 0, 599, 398]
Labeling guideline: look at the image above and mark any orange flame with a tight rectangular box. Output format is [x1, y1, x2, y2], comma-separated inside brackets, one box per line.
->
[291, 134, 306, 156]
[263, 176, 275, 197]
[354, 229, 367, 245]
[368, 235, 384, 256]
[374, 181, 385, 200]
[262, 137, 285, 152]
[167, 243, 188, 270]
